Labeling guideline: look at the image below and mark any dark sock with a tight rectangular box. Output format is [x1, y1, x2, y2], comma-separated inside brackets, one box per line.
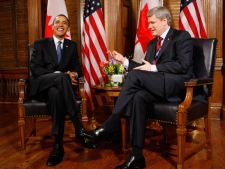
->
[131, 145, 144, 158]
[71, 115, 84, 131]
[54, 135, 63, 145]
[102, 113, 121, 133]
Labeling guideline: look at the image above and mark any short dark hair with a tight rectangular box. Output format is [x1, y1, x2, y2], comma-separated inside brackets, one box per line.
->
[52, 14, 70, 26]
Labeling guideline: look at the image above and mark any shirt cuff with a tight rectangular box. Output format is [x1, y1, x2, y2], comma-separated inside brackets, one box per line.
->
[75, 72, 78, 79]
[123, 58, 129, 69]
[151, 65, 158, 72]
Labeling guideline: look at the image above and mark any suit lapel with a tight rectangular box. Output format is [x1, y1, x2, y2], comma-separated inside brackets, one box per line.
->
[48, 37, 58, 65]
[59, 39, 70, 69]
[156, 28, 174, 60]
[146, 38, 157, 62]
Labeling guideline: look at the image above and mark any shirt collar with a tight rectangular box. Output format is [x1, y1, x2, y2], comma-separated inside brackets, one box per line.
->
[53, 35, 64, 45]
[160, 27, 170, 40]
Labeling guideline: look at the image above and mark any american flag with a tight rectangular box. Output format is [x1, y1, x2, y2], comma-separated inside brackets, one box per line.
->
[179, 0, 207, 38]
[81, 0, 108, 112]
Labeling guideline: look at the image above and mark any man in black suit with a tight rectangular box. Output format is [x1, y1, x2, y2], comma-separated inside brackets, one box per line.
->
[29, 14, 97, 166]
[83, 6, 193, 169]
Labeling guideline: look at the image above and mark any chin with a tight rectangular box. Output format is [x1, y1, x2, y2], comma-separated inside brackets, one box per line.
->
[151, 32, 156, 36]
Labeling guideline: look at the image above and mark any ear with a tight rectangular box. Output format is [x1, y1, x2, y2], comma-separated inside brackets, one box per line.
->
[163, 18, 167, 26]
[67, 27, 71, 32]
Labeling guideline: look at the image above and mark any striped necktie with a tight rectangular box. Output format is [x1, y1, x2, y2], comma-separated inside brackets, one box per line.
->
[57, 41, 62, 64]
[152, 37, 163, 65]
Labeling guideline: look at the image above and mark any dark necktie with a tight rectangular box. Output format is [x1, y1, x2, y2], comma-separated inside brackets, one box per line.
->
[57, 41, 62, 64]
[153, 37, 163, 65]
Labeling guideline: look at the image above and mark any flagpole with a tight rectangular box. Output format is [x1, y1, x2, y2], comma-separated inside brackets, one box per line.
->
[80, 0, 84, 50]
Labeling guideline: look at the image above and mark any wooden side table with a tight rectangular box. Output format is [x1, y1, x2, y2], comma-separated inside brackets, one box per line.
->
[92, 85, 121, 97]
[91, 84, 129, 153]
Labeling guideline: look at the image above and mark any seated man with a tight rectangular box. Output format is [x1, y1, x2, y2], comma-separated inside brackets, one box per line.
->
[29, 14, 98, 166]
[83, 6, 194, 169]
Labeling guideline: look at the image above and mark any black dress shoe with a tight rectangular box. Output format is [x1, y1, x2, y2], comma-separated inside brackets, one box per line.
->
[82, 126, 112, 142]
[76, 128, 99, 149]
[115, 155, 146, 169]
[46, 144, 64, 166]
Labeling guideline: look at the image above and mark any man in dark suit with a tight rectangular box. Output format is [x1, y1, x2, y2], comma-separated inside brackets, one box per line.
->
[29, 14, 97, 166]
[83, 6, 193, 169]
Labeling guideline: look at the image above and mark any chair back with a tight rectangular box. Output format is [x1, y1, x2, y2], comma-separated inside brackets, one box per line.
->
[28, 44, 34, 78]
[192, 38, 217, 79]
[192, 38, 217, 97]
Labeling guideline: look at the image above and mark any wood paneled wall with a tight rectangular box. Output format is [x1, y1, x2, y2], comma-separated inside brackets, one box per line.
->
[0, 0, 28, 67]
[104, 0, 136, 56]
[0, 0, 224, 119]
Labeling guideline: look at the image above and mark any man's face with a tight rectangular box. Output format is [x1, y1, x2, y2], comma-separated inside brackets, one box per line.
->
[52, 16, 70, 39]
[148, 14, 167, 36]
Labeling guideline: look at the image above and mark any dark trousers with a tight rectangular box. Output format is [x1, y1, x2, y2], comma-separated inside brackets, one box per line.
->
[112, 70, 166, 148]
[32, 73, 79, 136]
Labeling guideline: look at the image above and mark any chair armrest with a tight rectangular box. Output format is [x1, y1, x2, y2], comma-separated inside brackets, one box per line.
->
[178, 77, 213, 115]
[184, 78, 213, 87]
[78, 77, 85, 84]
[77, 77, 88, 127]
[77, 77, 85, 99]
[18, 78, 28, 100]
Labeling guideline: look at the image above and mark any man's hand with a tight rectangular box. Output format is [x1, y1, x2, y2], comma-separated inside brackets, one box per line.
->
[107, 50, 125, 64]
[134, 59, 151, 71]
[66, 71, 78, 86]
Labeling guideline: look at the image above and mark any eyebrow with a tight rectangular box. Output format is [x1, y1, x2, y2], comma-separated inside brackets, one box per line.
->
[55, 20, 68, 24]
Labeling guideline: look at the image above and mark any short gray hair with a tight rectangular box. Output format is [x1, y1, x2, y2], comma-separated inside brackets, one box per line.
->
[147, 6, 172, 26]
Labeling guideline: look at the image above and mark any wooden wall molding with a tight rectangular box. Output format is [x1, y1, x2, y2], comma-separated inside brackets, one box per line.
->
[28, 0, 42, 44]
[0, 68, 28, 112]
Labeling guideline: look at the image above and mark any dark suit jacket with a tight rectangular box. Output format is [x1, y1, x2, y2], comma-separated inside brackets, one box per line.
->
[129, 28, 193, 102]
[29, 37, 82, 97]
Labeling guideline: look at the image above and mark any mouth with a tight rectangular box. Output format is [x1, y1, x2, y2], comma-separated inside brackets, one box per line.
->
[57, 27, 64, 31]
[151, 29, 156, 34]
[150, 28, 155, 32]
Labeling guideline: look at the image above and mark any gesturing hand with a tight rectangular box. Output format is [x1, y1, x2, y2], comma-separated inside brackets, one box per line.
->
[134, 59, 151, 71]
[107, 50, 125, 64]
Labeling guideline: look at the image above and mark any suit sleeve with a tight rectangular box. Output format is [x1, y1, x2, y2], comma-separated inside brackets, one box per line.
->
[30, 40, 55, 77]
[156, 31, 193, 74]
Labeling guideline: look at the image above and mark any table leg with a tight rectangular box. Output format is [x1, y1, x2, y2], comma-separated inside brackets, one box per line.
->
[121, 118, 129, 154]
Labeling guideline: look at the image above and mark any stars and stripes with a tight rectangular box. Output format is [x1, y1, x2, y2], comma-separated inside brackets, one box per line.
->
[81, 0, 108, 112]
[179, 0, 207, 38]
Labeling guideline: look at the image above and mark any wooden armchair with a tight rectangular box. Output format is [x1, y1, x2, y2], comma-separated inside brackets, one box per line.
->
[18, 44, 88, 150]
[121, 38, 218, 169]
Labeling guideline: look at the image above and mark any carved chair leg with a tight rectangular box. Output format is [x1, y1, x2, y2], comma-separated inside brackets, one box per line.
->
[18, 117, 26, 150]
[176, 126, 187, 169]
[81, 100, 88, 129]
[204, 116, 212, 160]
[204, 97, 212, 159]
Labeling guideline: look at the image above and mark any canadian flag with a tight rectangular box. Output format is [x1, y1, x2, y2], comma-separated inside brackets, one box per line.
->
[45, 0, 71, 39]
[133, 0, 161, 63]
